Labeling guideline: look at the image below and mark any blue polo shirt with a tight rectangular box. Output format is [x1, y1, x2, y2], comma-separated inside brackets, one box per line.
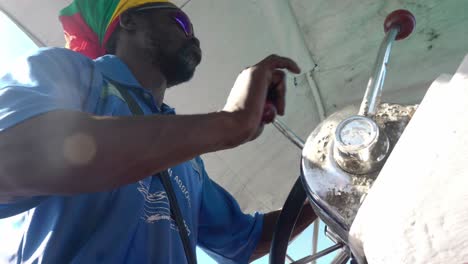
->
[0, 48, 263, 264]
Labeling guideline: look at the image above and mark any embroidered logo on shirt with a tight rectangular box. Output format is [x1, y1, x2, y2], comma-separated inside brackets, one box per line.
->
[137, 180, 191, 236]
[137, 183, 171, 224]
[168, 168, 192, 208]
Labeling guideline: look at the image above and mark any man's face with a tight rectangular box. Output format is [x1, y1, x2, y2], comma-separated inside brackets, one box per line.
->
[137, 7, 202, 86]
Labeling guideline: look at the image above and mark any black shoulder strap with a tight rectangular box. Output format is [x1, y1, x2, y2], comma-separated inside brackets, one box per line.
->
[110, 81, 144, 115]
[110, 80, 197, 264]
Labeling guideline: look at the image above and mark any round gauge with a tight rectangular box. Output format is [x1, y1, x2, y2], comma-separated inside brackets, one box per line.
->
[337, 117, 378, 149]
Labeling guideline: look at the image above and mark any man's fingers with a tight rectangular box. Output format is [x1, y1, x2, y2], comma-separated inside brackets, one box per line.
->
[272, 70, 286, 115]
[271, 69, 286, 83]
[263, 55, 301, 74]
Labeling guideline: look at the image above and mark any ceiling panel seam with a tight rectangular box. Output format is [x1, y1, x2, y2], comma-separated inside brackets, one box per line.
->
[285, 0, 326, 120]
[0, 3, 45, 47]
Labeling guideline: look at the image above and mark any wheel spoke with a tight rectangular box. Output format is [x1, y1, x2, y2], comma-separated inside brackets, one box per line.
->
[286, 254, 295, 263]
[311, 220, 320, 264]
[292, 243, 344, 264]
[331, 250, 351, 264]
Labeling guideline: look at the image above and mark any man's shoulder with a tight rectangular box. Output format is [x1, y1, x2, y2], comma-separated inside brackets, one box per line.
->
[2, 47, 97, 86]
[33, 47, 89, 57]
[25, 47, 94, 66]
[0, 47, 92, 81]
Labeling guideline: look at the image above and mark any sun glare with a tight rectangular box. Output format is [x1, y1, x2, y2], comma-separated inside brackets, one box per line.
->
[0, 9, 38, 262]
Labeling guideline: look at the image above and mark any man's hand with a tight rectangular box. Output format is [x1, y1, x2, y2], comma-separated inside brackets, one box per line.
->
[223, 55, 301, 142]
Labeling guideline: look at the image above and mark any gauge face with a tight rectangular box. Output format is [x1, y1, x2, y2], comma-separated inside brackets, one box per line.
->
[337, 117, 378, 149]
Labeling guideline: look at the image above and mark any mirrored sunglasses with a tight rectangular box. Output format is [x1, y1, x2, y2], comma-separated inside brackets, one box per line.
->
[132, 4, 194, 37]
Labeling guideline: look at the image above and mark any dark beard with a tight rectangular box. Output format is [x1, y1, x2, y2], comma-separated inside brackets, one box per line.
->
[148, 38, 202, 87]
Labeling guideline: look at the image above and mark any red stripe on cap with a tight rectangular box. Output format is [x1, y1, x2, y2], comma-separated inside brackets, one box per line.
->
[59, 12, 106, 59]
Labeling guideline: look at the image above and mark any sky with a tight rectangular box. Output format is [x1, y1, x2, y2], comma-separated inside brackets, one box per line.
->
[0, 10, 338, 264]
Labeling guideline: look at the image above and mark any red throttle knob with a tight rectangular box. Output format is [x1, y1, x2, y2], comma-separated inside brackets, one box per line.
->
[384, 9, 416, 40]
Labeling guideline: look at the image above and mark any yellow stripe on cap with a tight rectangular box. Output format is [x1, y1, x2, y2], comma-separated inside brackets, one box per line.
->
[107, 0, 172, 31]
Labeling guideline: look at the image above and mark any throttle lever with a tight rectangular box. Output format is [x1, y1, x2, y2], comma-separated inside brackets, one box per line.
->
[358, 9, 415, 117]
[262, 83, 279, 124]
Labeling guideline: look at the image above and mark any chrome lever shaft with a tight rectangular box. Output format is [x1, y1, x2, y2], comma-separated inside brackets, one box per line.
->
[273, 119, 305, 150]
[358, 26, 399, 117]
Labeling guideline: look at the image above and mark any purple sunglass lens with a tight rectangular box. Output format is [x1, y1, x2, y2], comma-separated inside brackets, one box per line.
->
[173, 12, 193, 37]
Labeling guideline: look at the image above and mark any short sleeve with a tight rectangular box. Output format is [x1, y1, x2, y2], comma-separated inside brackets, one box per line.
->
[0, 47, 94, 132]
[196, 157, 264, 264]
[0, 48, 95, 217]
[0, 197, 46, 218]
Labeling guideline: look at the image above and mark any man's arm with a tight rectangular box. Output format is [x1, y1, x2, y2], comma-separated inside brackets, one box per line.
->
[0, 110, 249, 201]
[0, 54, 301, 202]
[249, 203, 317, 262]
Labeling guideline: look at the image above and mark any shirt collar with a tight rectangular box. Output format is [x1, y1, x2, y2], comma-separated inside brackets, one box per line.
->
[94, 55, 176, 115]
[94, 54, 141, 87]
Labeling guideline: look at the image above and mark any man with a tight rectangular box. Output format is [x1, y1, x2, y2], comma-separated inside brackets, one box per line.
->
[0, 0, 316, 263]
